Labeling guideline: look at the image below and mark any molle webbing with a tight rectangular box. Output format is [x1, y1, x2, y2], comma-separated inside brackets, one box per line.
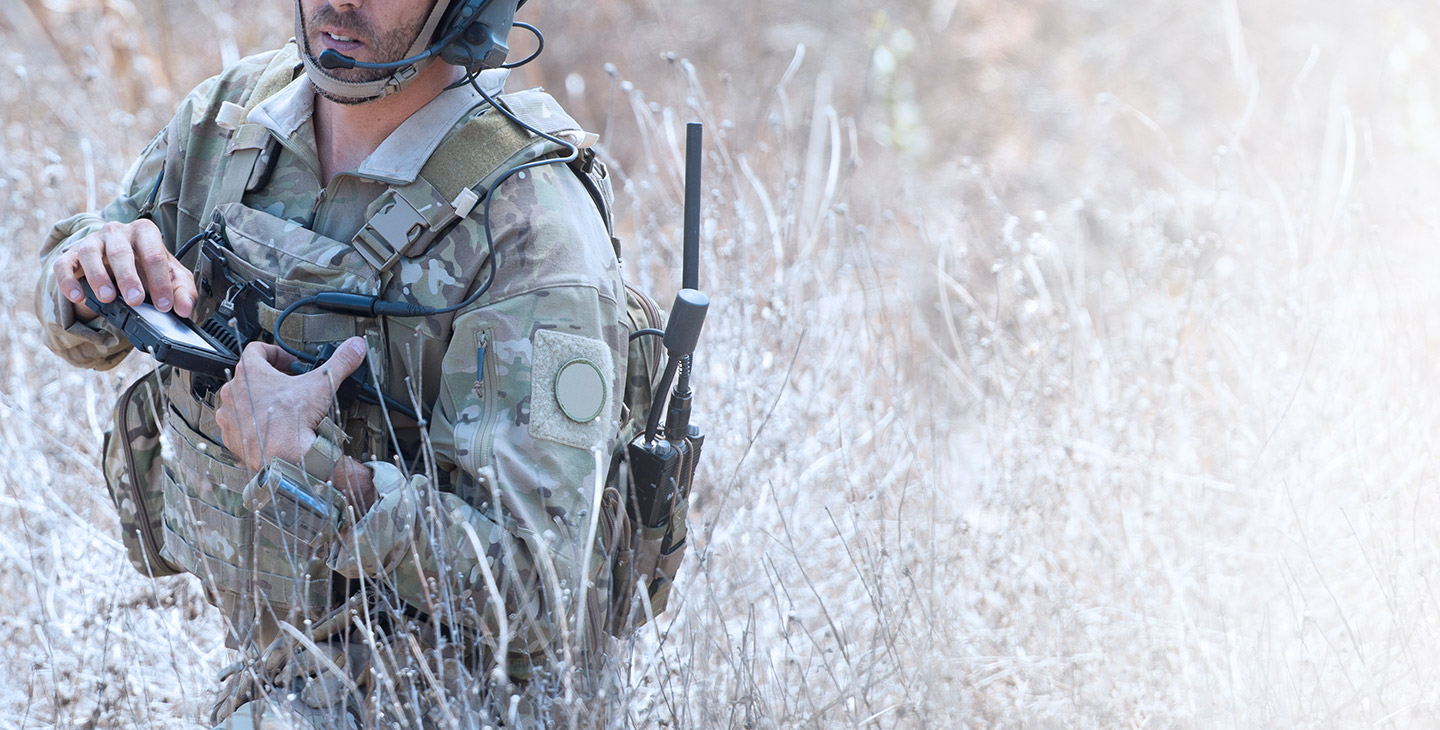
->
[159, 404, 332, 613]
[256, 301, 361, 345]
[203, 42, 301, 224]
[351, 95, 573, 276]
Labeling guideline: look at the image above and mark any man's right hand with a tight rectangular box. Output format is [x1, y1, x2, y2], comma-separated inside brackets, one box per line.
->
[51, 219, 197, 321]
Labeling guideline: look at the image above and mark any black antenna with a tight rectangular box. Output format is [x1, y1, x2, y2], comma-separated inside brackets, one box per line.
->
[627, 121, 711, 540]
[683, 122, 703, 290]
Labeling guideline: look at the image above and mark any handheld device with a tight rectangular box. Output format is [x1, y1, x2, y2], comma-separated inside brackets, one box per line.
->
[79, 279, 239, 378]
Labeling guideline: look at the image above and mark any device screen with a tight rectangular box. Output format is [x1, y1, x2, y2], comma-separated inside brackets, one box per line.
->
[133, 303, 221, 354]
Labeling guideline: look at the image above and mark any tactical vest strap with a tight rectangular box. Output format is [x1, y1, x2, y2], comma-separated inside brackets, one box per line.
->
[352, 180, 458, 274]
[569, 149, 621, 259]
[204, 42, 301, 222]
[207, 127, 268, 221]
[353, 96, 577, 280]
[256, 301, 361, 345]
[417, 109, 534, 201]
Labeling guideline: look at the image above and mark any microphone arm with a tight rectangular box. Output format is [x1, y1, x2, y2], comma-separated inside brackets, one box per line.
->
[318, 44, 437, 71]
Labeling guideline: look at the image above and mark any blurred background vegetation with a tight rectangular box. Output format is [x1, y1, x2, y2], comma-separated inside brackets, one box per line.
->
[6, 0, 1440, 727]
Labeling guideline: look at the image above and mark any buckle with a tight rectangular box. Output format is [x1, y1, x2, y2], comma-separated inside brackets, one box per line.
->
[353, 190, 429, 274]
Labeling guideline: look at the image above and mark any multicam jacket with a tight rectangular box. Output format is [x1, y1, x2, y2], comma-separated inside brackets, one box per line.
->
[34, 45, 627, 675]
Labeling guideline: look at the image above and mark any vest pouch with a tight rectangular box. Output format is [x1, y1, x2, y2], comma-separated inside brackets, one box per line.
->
[605, 457, 691, 634]
[630, 495, 688, 620]
[102, 367, 182, 577]
[204, 202, 375, 348]
[159, 401, 335, 620]
[211, 202, 382, 303]
[208, 203, 387, 413]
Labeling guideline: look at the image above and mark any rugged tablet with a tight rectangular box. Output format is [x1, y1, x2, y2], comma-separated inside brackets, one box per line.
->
[80, 280, 239, 378]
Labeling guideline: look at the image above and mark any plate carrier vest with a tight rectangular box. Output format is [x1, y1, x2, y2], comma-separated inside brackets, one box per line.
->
[100, 43, 681, 640]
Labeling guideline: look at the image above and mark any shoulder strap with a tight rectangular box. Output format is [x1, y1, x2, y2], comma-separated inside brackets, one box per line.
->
[203, 42, 302, 222]
[569, 149, 621, 260]
[353, 88, 611, 280]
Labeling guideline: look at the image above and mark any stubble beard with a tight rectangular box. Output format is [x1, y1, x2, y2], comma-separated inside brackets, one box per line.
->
[301, 4, 428, 104]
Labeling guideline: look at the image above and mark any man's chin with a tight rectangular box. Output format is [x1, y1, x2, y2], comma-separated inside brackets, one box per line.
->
[302, 50, 392, 104]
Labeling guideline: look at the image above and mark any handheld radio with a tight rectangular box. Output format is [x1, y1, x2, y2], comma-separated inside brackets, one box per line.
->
[627, 123, 710, 530]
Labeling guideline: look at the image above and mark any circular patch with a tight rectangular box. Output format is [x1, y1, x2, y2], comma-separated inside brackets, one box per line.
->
[555, 358, 606, 423]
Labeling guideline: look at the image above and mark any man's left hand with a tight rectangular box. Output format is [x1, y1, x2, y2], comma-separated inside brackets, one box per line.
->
[215, 336, 368, 473]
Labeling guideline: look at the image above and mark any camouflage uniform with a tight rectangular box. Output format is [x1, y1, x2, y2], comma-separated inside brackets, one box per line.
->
[36, 44, 626, 729]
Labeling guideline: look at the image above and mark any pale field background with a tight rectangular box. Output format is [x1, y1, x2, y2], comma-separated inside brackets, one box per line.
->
[3, 0, 1440, 727]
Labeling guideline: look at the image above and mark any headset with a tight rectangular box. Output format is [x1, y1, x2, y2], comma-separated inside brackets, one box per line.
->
[313, 0, 529, 77]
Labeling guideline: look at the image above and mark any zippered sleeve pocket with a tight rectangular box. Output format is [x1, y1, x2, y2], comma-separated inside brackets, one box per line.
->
[438, 324, 501, 479]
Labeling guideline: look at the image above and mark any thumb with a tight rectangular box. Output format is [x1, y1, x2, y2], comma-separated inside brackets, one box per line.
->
[315, 337, 368, 390]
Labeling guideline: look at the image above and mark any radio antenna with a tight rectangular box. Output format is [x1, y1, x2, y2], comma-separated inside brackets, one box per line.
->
[683, 122, 703, 291]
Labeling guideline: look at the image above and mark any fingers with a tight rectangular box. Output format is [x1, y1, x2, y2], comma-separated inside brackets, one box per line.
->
[236, 341, 285, 379]
[131, 220, 175, 312]
[53, 249, 88, 306]
[75, 237, 116, 303]
[243, 340, 300, 372]
[214, 384, 234, 431]
[214, 381, 239, 453]
[312, 337, 368, 391]
[214, 381, 259, 471]
[167, 256, 198, 318]
[100, 224, 146, 307]
[52, 220, 194, 316]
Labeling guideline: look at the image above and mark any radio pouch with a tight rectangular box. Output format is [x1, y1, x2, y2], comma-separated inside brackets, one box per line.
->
[602, 285, 697, 635]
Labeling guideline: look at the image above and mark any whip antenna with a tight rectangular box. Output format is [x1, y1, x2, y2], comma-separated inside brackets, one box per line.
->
[683, 122, 702, 291]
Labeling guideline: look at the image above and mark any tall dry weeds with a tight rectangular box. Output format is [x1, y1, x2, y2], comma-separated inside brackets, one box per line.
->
[5, 0, 1440, 727]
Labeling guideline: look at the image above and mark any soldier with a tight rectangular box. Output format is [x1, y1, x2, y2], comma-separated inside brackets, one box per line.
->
[34, 0, 631, 726]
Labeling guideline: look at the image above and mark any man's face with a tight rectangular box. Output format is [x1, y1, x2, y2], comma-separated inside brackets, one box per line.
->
[298, 0, 439, 93]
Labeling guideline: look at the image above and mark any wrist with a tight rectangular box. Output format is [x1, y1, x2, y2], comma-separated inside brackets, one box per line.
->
[297, 418, 373, 509]
[332, 456, 377, 515]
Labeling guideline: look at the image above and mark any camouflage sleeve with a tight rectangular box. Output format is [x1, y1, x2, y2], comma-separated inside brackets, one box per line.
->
[33, 127, 170, 370]
[32, 54, 266, 371]
[328, 163, 627, 660]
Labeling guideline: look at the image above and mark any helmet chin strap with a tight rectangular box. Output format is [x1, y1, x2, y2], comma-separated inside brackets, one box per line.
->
[293, 0, 453, 104]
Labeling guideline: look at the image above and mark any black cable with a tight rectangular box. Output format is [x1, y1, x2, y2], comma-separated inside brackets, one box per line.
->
[629, 328, 664, 342]
[269, 29, 579, 424]
[499, 23, 543, 69]
[175, 230, 207, 263]
[274, 296, 321, 363]
[645, 356, 680, 444]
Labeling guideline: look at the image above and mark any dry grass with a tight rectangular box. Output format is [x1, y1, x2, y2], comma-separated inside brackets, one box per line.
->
[5, 0, 1440, 726]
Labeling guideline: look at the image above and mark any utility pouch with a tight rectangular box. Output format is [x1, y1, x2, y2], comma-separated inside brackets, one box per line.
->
[628, 492, 689, 620]
[605, 440, 693, 635]
[244, 457, 351, 554]
[101, 367, 182, 577]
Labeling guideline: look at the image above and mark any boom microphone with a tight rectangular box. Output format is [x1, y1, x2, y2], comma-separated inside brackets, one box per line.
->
[317, 47, 436, 71]
[314, 0, 503, 73]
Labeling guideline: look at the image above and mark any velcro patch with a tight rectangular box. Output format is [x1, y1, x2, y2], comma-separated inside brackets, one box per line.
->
[531, 329, 615, 450]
